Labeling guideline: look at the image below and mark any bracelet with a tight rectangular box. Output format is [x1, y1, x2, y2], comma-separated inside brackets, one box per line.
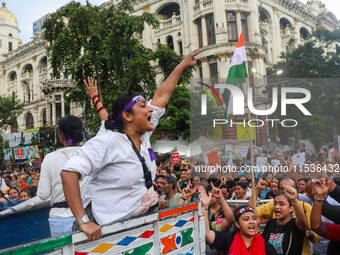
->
[181, 196, 187, 201]
[97, 106, 105, 113]
[204, 208, 209, 211]
[313, 194, 325, 202]
[291, 200, 299, 205]
[94, 99, 101, 108]
[91, 95, 99, 103]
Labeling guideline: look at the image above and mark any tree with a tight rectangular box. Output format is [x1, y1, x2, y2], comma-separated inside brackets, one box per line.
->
[0, 94, 23, 168]
[43, 0, 159, 131]
[151, 43, 195, 140]
[269, 36, 340, 149]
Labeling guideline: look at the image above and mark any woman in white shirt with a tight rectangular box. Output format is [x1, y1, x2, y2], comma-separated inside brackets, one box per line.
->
[38, 115, 88, 237]
[61, 51, 201, 242]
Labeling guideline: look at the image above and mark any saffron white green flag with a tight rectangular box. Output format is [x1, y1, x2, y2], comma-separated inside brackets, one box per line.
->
[222, 32, 248, 122]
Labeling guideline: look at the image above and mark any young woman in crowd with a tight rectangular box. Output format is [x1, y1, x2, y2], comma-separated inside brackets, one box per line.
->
[262, 185, 307, 255]
[265, 177, 279, 199]
[38, 115, 89, 237]
[199, 185, 277, 254]
[232, 182, 250, 200]
[8, 187, 19, 201]
[19, 190, 30, 200]
[60, 51, 201, 241]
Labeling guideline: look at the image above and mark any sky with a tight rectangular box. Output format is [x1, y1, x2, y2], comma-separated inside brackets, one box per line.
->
[4, 0, 340, 44]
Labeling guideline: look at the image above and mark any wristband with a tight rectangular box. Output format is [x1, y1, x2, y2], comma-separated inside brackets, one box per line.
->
[94, 99, 101, 108]
[91, 95, 99, 103]
[291, 200, 298, 205]
[181, 196, 187, 201]
[97, 106, 105, 113]
[313, 194, 325, 202]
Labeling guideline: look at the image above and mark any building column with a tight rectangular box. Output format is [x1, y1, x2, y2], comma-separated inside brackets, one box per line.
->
[216, 53, 230, 78]
[201, 15, 208, 47]
[236, 10, 242, 38]
[213, 5, 227, 44]
[201, 57, 210, 78]
[271, 7, 282, 62]
[46, 103, 51, 126]
[52, 102, 56, 126]
[249, 0, 261, 44]
[61, 96, 65, 117]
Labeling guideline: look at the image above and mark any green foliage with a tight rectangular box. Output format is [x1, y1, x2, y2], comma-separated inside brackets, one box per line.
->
[0, 94, 23, 131]
[271, 36, 340, 149]
[0, 94, 23, 166]
[43, 0, 159, 132]
[151, 43, 195, 140]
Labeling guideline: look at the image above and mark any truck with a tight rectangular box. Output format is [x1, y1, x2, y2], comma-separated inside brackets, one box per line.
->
[0, 202, 205, 255]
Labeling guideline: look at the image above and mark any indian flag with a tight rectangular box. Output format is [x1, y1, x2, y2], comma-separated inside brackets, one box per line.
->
[222, 32, 248, 123]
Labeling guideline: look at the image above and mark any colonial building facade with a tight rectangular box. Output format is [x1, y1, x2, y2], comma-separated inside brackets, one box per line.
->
[0, 0, 338, 136]
[0, 2, 81, 134]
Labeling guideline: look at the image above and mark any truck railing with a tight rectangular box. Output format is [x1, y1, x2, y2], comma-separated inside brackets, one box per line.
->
[0, 203, 205, 255]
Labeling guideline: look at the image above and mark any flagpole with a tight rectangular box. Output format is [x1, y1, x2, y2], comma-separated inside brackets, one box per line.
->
[246, 78, 256, 210]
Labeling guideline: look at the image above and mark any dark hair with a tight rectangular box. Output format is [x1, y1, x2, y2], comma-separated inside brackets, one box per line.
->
[298, 178, 307, 184]
[162, 167, 171, 174]
[206, 185, 213, 193]
[8, 187, 19, 195]
[58, 115, 83, 145]
[19, 190, 31, 199]
[220, 184, 228, 190]
[105, 92, 142, 131]
[173, 163, 181, 172]
[234, 205, 256, 223]
[28, 186, 37, 197]
[274, 192, 292, 206]
[235, 181, 248, 189]
[164, 176, 177, 190]
[155, 175, 165, 181]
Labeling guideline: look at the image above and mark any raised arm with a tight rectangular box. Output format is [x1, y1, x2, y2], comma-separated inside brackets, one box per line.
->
[311, 178, 329, 231]
[84, 77, 108, 121]
[198, 186, 215, 244]
[248, 178, 267, 208]
[284, 185, 307, 231]
[152, 51, 201, 108]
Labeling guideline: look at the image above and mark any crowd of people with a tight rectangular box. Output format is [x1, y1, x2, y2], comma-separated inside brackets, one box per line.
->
[0, 49, 340, 254]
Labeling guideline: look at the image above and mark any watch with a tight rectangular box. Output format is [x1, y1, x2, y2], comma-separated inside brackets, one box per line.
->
[77, 214, 90, 225]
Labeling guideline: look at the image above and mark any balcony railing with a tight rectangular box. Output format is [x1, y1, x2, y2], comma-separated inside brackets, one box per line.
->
[42, 79, 74, 94]
[156, 15, 181, 33]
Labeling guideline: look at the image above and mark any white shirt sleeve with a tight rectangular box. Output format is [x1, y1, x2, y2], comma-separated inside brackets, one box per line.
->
[37, 154, 52, 201]
[62, 133, 118, 180]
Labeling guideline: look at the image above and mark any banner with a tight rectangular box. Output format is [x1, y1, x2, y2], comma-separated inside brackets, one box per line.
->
[206, 149, 221, 167]
[206, 125, 223, 139]
[292, 152, 305, 166]
[225, 144, 249, 160]
[13, 146, 40, 160]
[256, 157, 267, 172]
[236, 123, 257, 140]
[171, 152, 179, 166]
[3, 148, 13, 161]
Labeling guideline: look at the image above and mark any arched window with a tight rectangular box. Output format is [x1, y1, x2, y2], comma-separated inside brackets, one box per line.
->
[42, 110, 47, 126]
[23, 64, 33, 74]
[9, 71, 16, 81]
[300, 27, 310, 40]
[26, 113, 34, 129]
[167, 36, 174, 50]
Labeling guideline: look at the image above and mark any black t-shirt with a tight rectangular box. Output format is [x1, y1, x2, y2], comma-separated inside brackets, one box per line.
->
[210, 230, 278, 255]
[262, 218, 304, 255]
